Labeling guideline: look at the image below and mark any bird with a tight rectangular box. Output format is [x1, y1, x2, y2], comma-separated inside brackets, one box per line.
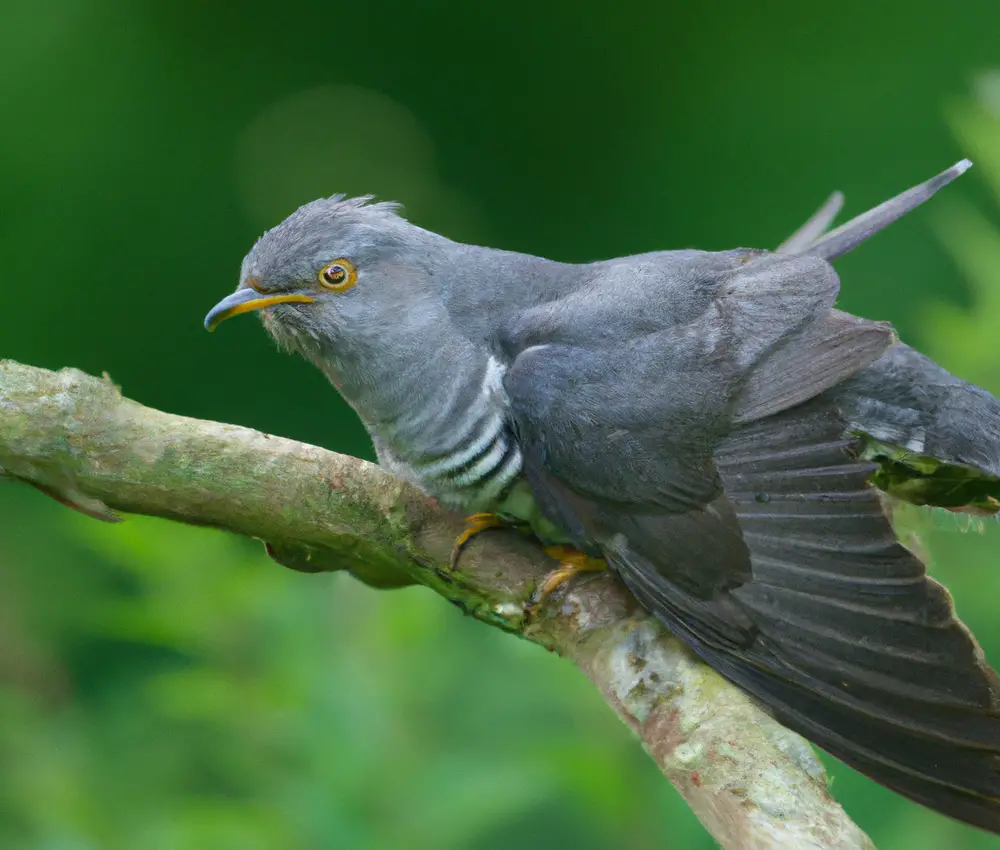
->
[204, 160, 1000, 833]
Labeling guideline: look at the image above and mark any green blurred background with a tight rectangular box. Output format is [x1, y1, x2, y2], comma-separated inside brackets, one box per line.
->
[2, 2, 1000, 848]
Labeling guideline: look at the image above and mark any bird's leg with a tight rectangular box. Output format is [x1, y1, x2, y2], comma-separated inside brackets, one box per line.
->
[449, 512, 509, 569]
[531, 546, 608, 608]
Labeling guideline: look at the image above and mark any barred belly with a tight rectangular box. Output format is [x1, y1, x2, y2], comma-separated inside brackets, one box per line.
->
[370, 357, 524, 513]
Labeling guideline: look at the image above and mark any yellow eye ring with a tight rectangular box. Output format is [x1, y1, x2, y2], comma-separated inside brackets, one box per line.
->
[318, 258, 358, 292]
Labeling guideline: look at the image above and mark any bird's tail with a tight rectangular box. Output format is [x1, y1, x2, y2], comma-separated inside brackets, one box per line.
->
[616, 396, 1000, 833]
[779, 159, 972, 261]
[835, 342, 1000, 513]
[778, 158, 1000, 510]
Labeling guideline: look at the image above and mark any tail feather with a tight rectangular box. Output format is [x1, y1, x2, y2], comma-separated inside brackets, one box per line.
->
[776, 191, 844, 254]
[776, 159, 1000, 500]
[838, 342, 1000, 482]
[783, 159, 972, 261]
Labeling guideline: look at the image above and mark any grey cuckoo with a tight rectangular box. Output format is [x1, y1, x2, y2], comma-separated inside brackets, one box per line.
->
[205, 160, 1000, 833]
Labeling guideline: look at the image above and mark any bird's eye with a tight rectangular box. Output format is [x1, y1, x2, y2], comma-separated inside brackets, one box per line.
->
[318, 259, 358, 292]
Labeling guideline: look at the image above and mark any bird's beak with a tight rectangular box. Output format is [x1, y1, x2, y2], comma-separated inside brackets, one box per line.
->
[203, 288, 316, 332]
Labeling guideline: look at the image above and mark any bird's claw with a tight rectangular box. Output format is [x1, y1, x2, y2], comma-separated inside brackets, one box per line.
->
[527, 546, 608, 614]
[450, 512, 506, 569]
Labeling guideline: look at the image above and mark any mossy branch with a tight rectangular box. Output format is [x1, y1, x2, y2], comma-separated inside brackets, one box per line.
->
[0, 360, 875, 850]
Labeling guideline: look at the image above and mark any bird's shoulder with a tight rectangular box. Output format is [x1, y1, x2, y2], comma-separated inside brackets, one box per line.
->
[542, 247, 756, 325]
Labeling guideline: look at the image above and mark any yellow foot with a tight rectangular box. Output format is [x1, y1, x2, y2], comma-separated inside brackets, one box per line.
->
[531, 546, 608, 609]
[450, 512, 507, 569]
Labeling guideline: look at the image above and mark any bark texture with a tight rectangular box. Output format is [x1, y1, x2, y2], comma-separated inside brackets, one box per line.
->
[0, 360, 875, 849]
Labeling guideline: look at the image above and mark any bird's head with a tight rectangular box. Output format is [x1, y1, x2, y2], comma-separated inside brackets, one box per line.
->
[204, 195, 446, 363]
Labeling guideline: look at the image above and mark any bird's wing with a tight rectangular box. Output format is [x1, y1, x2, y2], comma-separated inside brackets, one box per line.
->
[678, 398, 1000, 832]
[502, 260, 1000, 831]
[501, 250, 891, 510]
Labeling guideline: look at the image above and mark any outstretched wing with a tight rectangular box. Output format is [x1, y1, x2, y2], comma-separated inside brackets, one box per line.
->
[639, 398, 1000, 832]
[502, 265, 1000, 832]
[501, 249, 890, 597]
[501, 250, 889, 504]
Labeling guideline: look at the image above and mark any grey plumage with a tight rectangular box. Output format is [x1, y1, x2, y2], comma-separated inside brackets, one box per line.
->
[837, 342, 1000, 478]
[205, 160, 1000, 833]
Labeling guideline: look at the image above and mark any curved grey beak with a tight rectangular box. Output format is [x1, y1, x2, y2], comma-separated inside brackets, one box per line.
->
[204, 288, 316, 332]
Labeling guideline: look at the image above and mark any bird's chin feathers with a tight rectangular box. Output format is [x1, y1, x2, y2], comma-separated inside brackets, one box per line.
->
[259, 306, 323, 356]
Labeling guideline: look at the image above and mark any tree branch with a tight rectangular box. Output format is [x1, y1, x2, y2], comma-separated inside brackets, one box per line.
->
[0, 360, 875, 850]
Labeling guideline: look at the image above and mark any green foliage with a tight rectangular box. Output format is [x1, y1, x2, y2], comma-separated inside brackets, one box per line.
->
[923, 75, 1000, 389]
[2, 4, 1000, 849]
[0, 508, 694, 850]
[864, 438, 1000, 513]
